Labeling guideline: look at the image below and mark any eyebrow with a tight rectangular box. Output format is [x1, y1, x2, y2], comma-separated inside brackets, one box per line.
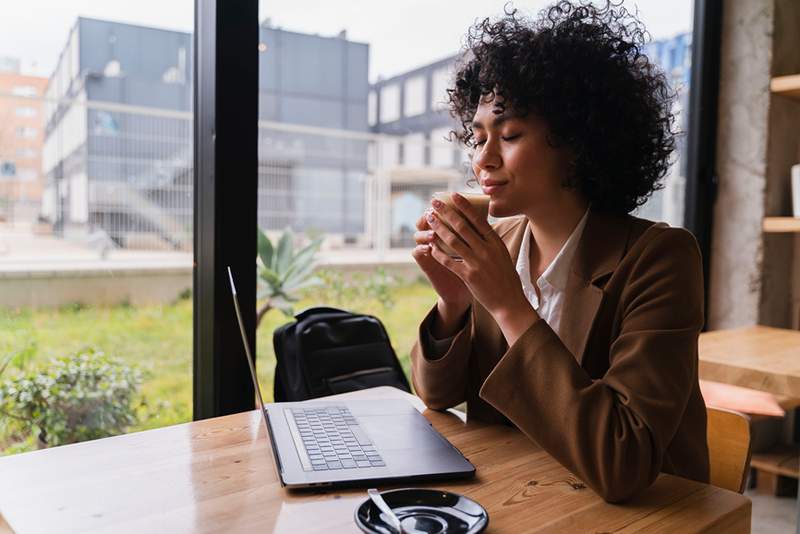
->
[471, 114, 516, 130]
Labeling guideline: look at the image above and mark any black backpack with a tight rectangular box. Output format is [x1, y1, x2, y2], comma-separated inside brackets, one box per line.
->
[272, 307, 411, 402]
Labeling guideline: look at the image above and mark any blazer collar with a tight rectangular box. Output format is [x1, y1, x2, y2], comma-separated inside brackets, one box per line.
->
[499, 208, 632, 365]
[500, 208, 630, 287]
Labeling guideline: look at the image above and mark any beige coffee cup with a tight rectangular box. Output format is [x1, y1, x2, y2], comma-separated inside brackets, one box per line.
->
[431, 191, 491, 258]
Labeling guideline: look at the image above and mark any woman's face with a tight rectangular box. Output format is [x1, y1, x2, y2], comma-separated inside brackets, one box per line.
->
[470, 97, 576, 219]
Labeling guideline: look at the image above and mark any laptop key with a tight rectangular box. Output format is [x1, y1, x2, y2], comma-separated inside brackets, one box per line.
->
[340, 459, 357, 469]
[370, 460, 386, 467]
[326, 461, 343, 470]
[356, 460, 371, 468]
[312, 464, 328, 471]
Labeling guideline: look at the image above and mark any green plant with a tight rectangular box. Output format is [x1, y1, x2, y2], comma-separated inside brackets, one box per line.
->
[0, 348, 143, 448]
[312, 268, 399, 310]
[256, 227, 323, 326]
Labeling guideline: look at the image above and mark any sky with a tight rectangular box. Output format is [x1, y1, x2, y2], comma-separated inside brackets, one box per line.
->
[0, 0, 692, 82]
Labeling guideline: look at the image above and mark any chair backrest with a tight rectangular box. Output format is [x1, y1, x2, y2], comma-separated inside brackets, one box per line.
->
[706, 406, 752, 493]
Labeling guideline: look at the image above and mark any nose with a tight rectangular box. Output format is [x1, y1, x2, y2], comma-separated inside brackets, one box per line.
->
[472, 139, 501, 172]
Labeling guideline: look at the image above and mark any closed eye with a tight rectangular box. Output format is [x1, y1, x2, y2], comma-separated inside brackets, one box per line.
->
[501, 134, 521, 142]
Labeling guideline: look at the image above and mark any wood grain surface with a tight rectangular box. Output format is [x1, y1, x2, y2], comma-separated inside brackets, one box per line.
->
[699, 326, 800, 398]
[0, 386, 750, 533]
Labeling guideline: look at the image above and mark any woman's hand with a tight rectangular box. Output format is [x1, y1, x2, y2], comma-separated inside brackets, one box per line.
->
[411, 207, 473, 337]
[427, 193, 540, 345]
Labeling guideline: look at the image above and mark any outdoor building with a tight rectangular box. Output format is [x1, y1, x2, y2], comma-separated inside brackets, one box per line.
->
[40, 17, 194, 249]
[0, 57, 48, 223]
[40, 17, 370, 250]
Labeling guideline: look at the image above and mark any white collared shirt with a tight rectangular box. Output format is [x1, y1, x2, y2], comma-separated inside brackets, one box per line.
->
[515, 209, 590, 338]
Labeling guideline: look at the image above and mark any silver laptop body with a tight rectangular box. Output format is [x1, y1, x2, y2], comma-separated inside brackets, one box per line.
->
[227, 267, 475, 488]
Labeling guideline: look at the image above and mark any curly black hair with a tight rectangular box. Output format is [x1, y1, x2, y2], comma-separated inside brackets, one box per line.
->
[449, 0, 677, 215]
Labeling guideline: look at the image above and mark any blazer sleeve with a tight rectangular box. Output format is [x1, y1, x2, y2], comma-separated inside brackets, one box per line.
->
[410, 304, 473, 411]
[479, 228, 704, 503]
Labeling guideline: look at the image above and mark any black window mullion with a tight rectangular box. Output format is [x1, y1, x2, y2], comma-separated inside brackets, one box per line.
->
[684, 0, 723, 330]
[193, 0, 258, 419]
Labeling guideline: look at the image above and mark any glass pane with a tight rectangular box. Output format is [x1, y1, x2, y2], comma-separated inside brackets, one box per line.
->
[0, 2, 194, 454]
[254, 1, 696, 397]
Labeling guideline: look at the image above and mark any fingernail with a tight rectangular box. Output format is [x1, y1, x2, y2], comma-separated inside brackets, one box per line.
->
[426, 212, 436, 224]
[432, 199, 444, 209]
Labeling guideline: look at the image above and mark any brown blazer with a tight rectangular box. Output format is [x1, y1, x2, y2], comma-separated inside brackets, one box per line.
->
[410, 209, 710, 503]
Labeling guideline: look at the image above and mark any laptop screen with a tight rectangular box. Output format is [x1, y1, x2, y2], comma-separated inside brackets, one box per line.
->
[227, 266, 271, 431]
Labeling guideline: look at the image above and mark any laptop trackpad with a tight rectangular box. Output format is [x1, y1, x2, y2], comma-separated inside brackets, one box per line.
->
[359, 414, 447, 451]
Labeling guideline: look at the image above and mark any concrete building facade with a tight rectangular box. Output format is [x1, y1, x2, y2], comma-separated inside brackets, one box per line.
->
[41, 18, 369, 249]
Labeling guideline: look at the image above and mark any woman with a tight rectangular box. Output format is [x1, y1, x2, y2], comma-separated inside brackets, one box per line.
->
[411, 1, 708, 503]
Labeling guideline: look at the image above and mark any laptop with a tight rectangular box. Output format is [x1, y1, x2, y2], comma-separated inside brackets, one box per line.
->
[227, 266, 475, 488]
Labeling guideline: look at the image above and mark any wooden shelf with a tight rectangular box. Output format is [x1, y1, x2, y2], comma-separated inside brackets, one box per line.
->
[763, 217, 800, 233]
[771, 74, 800, 99]
[751, 445, 799, 479]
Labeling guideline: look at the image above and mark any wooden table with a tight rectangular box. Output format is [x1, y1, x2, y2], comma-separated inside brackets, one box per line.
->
[699, 325, 800, 398]
[0, 386, 750, 533]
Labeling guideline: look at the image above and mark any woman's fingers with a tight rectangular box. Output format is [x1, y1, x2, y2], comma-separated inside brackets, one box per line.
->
[427, 210, 471, 258]
[431, 198, 483, 250]
[429, 242, 467, 278]
[451, 193, 494, 241]
[414, 229, 435, 245]
[415, 212, 432, 231]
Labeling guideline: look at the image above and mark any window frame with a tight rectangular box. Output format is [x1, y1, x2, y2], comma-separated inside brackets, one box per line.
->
[193, 0, 259, 419]
[684, 0, 723, 330]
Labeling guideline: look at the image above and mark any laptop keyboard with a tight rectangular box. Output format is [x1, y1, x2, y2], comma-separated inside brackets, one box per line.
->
[288, 406, 385, 471]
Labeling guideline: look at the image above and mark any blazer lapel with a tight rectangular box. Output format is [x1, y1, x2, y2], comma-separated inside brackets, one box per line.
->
[501, 216, 529, 266]
[560, 210, 631, 365]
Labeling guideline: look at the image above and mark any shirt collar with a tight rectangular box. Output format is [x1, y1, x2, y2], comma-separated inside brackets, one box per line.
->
[516, 208, 590, 292]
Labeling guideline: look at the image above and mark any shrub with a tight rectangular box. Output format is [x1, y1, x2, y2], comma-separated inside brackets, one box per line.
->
[0, 348, 143, 448]
[313, 268, 399, 310]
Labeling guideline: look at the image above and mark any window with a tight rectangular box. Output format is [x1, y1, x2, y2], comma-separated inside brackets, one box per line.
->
[16, 126, 37, 139]
[0, 1, 195, 457]
[11, 85, 38, 97]
[403, 75, 426, 117]
[367, 90, 377, 127]
[402, 133, 425, 167]
[16, 148, 37, 159]
[430, 67, 450, 111]
[15, 107, 37, 118]
[251, 1, 698, 419]
[162, 47, 187, 84]
[0, 161, 16, 177]
[430, 127, 455, 168]
[635, 29, 693, 228]
[379, 84, 400, 123]
[16, 168, 37, 182]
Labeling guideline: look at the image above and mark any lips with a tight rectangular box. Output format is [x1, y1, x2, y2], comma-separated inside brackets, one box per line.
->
[481, 180, 508, 195]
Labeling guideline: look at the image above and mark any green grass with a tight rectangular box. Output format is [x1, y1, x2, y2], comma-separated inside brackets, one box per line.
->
[0, 281, 436, 451]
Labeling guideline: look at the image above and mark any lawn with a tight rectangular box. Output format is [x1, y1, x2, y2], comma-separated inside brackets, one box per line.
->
[0, 280, 436, 453]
